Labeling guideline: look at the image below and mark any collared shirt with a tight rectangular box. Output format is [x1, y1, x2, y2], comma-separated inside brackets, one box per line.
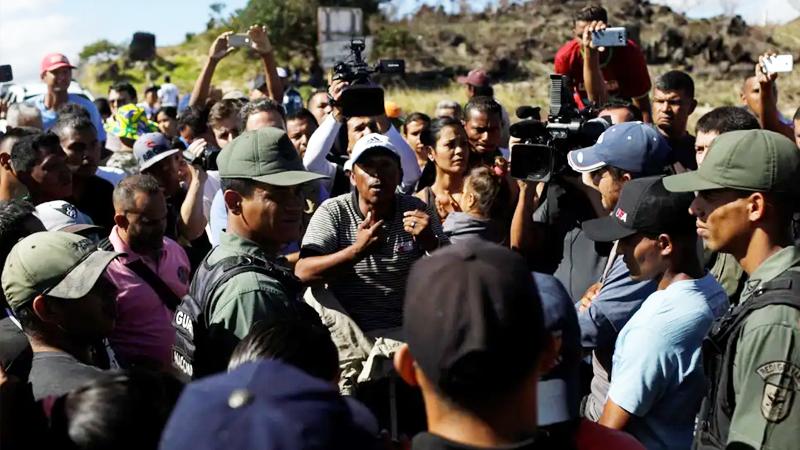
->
[105, 226, 190, 366]
[727, 246, 800, 449]
[29, 93, 107, 141]
[301, 191, 447, 332]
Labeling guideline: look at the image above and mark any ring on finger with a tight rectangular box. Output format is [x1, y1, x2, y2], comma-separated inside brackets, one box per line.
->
[410, 220, 417, 229]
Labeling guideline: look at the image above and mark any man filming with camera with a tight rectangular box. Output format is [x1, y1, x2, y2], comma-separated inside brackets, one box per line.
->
[303, 45, 420, 198]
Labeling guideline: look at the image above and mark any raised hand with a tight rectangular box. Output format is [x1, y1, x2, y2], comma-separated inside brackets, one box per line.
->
[247, 24, 273, 55]
[209, 31, 236, 62]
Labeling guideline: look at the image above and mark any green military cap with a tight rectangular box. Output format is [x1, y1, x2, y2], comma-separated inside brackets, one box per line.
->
[1, 231, 122, 311]
[664, 129, 800, 194]
[217, 127, 327, 186]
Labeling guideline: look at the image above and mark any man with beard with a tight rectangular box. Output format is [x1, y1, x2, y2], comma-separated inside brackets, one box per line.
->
[104, 174, 191, 369]
[52, 114, 115, 233]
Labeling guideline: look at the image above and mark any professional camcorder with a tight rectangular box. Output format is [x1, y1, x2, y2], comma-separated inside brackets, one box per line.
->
[331, 39, 405, 117]
[510, 74, 609, 182]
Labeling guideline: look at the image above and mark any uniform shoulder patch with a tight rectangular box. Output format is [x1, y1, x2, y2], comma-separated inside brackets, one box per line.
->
[756, 361, 800, 422]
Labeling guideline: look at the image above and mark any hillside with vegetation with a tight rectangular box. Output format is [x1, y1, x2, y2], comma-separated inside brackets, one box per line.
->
[77, 0, 800, 122]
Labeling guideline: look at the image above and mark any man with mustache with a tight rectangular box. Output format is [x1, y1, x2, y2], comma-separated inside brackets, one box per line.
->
[104, 174, 190, 369]
[171, 127, 326, 379]
[296, 133, 447, 334]
[652, 70, 698, 172]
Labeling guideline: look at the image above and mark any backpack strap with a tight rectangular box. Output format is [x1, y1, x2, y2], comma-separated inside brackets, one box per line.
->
[715, 269, 800, 342]
[126, 259, 182, 311]
[97, 237, 113, 251]
[197, 254, 302, 321]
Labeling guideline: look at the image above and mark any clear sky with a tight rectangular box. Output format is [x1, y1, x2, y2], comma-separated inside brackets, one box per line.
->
[1, 0, 797, 85]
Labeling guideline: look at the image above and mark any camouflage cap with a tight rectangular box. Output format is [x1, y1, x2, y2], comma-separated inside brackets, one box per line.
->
[217, 127, 327, 186]
[1, 231, 121, 311]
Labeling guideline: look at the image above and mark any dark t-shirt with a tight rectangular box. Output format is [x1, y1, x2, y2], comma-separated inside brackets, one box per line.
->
[29, 351, 106, 400]
[71, 175, 115, 234]
[554, 39, 651, 108]
[667, 133, 697, 171]
[412, 432, 541, 450]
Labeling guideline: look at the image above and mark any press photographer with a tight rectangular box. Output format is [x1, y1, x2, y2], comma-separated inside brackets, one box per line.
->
[303, 40, 420, 197]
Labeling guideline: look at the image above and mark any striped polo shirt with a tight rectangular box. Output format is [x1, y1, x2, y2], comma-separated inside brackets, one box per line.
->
[301, 191, 446, 331]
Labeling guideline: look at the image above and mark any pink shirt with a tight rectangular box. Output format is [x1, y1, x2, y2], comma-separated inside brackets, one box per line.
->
[105, 226, 190, 367]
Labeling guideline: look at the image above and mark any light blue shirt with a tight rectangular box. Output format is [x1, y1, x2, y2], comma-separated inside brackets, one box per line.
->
[608, 274, 729, 450]
[29, 93, 107, 141]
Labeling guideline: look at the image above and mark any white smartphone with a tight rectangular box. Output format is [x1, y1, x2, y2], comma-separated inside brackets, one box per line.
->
[763, 55, 793, 74]
[228, 34, 251, 48]
[591, 27, 627, 47]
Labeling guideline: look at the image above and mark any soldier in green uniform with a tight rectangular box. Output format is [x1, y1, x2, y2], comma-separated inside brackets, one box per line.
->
[664, 129, 800, 450]
[171, 127, 326, 379]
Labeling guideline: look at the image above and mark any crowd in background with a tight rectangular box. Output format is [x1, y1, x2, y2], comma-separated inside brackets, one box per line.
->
[0, 4, 799, 450]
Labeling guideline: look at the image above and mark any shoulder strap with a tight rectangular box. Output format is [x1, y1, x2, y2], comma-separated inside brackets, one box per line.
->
[200, 254, 302, 307]
[714, 269, 800, 341]
[97, 237, 113, 251]
[126, 259, 182, 311]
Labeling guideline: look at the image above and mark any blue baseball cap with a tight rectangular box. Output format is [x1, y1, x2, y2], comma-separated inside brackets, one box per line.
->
[567, 122, 672, 175]
[159, 360, 378, 450]
[534, 273, 582, 427]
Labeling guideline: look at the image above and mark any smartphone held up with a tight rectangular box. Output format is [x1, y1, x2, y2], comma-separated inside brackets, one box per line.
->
[762, 55, 793, 74]
[591, 27, 627, 47]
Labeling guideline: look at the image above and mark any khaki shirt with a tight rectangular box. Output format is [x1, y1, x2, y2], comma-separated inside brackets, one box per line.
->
[206, 232, 292, 341]
[729, 246, 800, 450]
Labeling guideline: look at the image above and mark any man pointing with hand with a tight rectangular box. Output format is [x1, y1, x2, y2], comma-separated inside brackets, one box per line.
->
[296, 133, 446, 332]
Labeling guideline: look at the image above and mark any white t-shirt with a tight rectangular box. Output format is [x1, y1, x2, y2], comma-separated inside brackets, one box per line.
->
[158, 83, 179, 107]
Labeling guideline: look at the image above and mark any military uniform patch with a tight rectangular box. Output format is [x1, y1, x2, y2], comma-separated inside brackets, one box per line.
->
[756, 361, 800, 422]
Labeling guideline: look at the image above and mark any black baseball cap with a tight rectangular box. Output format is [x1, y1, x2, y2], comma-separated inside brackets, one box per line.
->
[403, 240, 546, 398]
[582, 175, 695, 242]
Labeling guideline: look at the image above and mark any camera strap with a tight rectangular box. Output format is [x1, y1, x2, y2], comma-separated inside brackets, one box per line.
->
[600, 241, 619, 283]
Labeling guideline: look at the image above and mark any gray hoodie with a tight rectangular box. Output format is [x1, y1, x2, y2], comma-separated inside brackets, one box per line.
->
[442, 212, 505, 244]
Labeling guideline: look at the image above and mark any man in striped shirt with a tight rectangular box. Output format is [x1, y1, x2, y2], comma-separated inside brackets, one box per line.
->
[296, 134, 447, 332]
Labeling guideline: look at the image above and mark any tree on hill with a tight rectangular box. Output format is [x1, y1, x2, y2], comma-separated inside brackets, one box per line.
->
[235, 0, 384, 61]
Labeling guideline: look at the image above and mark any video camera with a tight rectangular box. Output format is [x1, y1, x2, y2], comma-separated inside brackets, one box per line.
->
[509, 74, 609, 182]
[331, 39, 405, 117]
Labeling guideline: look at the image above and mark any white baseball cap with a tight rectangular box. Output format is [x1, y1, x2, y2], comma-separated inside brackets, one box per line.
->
[34, 201, 100, 233]
[343, 133, 400, 172]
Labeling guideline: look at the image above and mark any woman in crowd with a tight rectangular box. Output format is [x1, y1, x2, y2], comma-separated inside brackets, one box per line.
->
[414, 117, 470, 222]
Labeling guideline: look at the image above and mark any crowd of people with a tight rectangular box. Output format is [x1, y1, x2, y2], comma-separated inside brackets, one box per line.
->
[1, 4, 799, 450]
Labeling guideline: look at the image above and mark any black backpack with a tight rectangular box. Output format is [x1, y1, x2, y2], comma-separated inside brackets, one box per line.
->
[171, 251, 302, 380]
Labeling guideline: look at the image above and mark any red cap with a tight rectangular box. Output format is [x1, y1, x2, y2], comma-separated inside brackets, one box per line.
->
[457, 68, 490, 87]
[40, 53, 76, 75]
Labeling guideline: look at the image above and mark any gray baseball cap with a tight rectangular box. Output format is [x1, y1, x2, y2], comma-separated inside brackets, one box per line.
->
[1, 231, 121, 311]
